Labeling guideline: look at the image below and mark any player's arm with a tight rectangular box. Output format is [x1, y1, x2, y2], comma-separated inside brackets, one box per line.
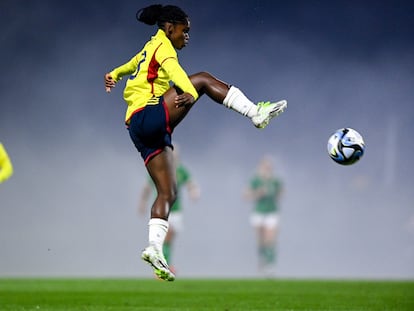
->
[186, 180, 200, 202]
[0, 143, 13, 183]
[274, 181, 284, 200]
[243, 186, 257, 200]
[160, 56, 199, 105]
[179, 166, 200, 202]
[105, 55, 139, 93]
[244, 181, 266, 200]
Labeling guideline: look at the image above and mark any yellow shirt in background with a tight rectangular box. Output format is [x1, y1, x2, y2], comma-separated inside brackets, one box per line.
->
[0, 143, 13, 183]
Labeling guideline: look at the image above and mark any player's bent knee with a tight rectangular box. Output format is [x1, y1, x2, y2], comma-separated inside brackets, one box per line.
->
[189, 71, 213, 85]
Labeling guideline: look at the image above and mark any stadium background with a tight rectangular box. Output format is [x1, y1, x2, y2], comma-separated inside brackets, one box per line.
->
[0, 0, 413, 279]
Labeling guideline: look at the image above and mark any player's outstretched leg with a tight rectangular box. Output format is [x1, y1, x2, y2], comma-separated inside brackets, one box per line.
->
[142, 244, 175, 281]
[164, 73, 288, 130]
[194, 74, 287, 129]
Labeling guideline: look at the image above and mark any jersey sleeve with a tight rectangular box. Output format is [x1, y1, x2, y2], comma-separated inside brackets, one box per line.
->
[109, 54, 139, 82]
[0, 143, 13, 183]
[157, 46, 199, 101]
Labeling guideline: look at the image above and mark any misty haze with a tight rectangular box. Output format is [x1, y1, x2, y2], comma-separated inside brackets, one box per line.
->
[0, 0, 413, 279]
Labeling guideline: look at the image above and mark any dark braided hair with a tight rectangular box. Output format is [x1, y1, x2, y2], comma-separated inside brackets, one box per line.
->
[136, 4, 188, 27]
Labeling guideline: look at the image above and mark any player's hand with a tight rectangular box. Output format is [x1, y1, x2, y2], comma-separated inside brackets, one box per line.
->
[175, 93, 195, 108]
[104, 73, 115, 93]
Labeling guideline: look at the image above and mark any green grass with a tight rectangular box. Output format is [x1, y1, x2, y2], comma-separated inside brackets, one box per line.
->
[0, 278, 413, 311]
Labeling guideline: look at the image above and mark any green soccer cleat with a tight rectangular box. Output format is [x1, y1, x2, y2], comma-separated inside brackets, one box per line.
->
[252, 100, 287, 129]
[141, 245, 175, 281]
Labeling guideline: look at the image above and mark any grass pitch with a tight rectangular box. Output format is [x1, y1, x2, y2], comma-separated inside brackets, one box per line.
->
[0, 278, 413, 310]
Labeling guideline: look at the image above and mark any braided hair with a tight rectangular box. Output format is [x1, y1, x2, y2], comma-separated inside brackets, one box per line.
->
[136, 4, 188, 27]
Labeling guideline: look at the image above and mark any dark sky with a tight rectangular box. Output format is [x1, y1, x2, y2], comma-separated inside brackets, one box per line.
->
[0, 0, 413, 278]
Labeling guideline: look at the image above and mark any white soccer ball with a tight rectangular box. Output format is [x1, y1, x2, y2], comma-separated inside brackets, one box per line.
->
[327, 128, 365, 165]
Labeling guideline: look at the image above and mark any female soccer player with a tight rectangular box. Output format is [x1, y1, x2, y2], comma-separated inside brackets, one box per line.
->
[104, 4, 287, 281]
[244, 155, 283, 276]
[0, 142, 13, 184]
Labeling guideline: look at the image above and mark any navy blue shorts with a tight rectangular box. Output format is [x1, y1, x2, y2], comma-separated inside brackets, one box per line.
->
[128, 98, 173, 164]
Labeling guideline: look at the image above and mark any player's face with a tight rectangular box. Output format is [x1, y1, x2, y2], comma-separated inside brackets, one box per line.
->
[168, 19, 190, 50]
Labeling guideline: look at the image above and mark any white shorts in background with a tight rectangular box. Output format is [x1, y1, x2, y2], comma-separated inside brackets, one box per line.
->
[168, 212, 183, 232]
[250, 212, 280, 229]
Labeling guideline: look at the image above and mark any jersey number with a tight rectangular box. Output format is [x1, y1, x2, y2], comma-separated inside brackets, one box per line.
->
[129, 51, 146, 80]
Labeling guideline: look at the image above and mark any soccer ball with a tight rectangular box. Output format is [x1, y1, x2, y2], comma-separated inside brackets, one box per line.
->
[327, 128, 365, 165]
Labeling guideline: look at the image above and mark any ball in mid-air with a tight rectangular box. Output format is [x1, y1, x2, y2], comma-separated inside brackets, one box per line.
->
[327, 128, 365, 165]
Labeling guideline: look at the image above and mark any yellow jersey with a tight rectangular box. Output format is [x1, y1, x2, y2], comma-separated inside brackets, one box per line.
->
[0, 143, 13, 183]
[110, 29, 199, 124]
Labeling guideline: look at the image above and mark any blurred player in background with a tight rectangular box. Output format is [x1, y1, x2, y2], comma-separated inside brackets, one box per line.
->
[0, 142, 13, 184]
[244, 155, 283, 276]
[104, 4, 287, 281]
[138, 146, 200, 274]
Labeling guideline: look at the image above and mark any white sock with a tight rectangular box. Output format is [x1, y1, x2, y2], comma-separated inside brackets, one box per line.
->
[223, 86, 258, 118]
[148, 218, 169, 251]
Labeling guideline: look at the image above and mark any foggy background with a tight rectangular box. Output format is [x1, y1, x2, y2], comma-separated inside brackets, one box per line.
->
[1, 0, 413, 279]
